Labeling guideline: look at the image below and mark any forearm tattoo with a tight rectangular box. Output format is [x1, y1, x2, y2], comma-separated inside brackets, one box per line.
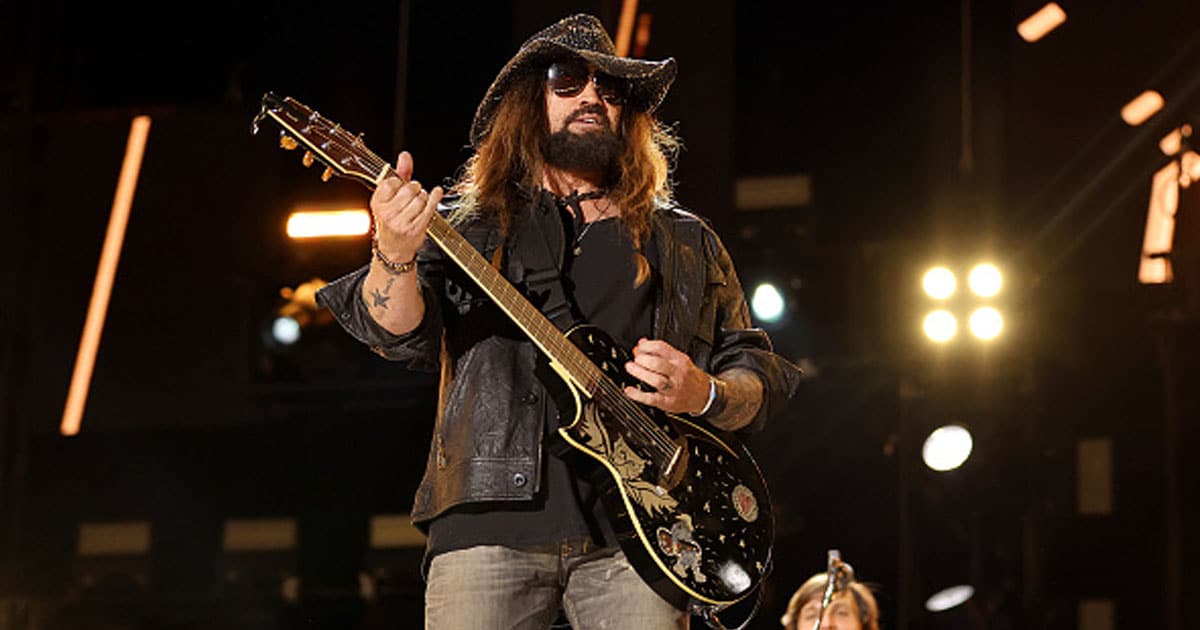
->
[369, 276, 396, 311]
[706, 368, 764, 432]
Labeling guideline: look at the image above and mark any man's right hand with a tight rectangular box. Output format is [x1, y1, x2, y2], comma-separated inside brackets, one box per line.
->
[371, 151, 444, 262]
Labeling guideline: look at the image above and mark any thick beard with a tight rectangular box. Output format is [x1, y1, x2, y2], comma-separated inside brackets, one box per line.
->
[541, 124, 624, 183]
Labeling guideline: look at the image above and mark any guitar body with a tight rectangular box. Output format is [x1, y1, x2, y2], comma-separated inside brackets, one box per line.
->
[547, 324, 773, 613]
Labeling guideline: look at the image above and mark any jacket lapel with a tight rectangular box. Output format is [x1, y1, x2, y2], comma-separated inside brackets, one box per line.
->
[651, 209, 705, 351]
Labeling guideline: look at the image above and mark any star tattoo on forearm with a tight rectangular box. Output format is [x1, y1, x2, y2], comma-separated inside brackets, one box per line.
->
[369, 276, 396, 311]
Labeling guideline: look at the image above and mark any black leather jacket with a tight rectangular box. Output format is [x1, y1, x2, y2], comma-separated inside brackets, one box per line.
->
[316, 198, 801, 528]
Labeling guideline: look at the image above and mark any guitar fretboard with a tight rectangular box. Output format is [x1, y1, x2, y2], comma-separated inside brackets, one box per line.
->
[366, 166, 604, 396]
[424, 212, 604, 394]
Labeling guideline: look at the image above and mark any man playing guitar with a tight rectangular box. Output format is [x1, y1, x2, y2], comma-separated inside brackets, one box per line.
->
[314, 13, 801, 629]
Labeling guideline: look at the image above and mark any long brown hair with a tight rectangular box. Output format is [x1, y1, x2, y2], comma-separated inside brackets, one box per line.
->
[452, 68, 680, 263]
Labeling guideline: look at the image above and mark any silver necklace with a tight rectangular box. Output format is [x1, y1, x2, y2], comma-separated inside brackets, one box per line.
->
[556, 190, 612, 256]
[572, 197, 615, 256]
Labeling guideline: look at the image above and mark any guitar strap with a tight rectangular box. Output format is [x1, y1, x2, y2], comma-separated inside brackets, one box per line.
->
[505, 189, 582, 332]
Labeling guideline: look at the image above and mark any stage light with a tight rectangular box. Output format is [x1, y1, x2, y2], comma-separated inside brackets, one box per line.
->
[1139, 161, 1180, 284]
[62, 115, 152, 437]
[286, 208, 371, 239]
[967, 263, 1002, 298]
[1182, 150, 1200, 187]
[614, 0, 638, 57]
[922, 425, 973, 472]
[922, 310, 957, 343]
[968, 307, 1003, 340]
[264, 279, 330, 349]
[271, 316, 301, 345]
[922, 267, 957, 300]
[1017, 3, 1066, 43]
[1159, 125, 1191, 156]
[925, 584, 975, 612]
[751, 283, 785, 323]
[1121, 91, 1164, 127]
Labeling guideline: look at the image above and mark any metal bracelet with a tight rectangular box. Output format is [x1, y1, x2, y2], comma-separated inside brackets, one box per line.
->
[690, 375, 723, 418]
[701, 377, 729, 419]
[371, 239, 417, 274]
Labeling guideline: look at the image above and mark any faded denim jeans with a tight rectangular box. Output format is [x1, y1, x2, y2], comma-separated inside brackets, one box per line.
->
[425, 542, 689, 629]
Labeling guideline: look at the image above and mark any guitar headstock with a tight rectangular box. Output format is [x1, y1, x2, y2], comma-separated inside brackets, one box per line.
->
[252, 93, 387, 189]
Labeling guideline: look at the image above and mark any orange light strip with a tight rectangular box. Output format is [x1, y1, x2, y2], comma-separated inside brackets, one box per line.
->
[1121, 90, 1164, 126]
[633, 13, 653, 58]
[61, 115, 151, 436]
[1017, 3, 1067, 43]
[1138, 161, 1179, 284]
[286, 209, 371, 238]
[615, 0, 639, 57]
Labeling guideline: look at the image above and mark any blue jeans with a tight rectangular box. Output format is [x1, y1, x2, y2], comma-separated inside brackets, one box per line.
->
[425, 542, 689, 629]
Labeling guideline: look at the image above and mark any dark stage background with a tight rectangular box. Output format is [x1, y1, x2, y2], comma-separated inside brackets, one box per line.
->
[2, 1, 1199, 628]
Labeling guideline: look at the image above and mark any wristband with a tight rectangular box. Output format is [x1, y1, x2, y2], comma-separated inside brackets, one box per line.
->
[372, 238, 417, 274]
[691, 375, 718, 417]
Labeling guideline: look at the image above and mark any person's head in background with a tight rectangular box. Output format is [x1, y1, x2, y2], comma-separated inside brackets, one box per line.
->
[780, 572, 880, 630]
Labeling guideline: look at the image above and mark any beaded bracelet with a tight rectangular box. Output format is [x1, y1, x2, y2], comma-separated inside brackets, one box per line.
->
[371, 238, 417, 274]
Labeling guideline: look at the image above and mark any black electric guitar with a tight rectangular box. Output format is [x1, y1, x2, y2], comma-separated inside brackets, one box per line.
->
[253, 93, 772, 620]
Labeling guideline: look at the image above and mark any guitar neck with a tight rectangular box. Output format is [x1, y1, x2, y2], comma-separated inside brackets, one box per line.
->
[426, 213, 603, 392]
[366, 167, 602, 394]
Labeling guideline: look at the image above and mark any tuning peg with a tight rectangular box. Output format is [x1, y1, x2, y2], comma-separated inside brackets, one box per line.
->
[302, 151, 314, 167]
[279, 134, 298, 150]
[321, 167, 333, 182]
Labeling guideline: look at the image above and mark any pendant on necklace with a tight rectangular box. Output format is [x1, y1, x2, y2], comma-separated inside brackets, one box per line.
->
[573, 219, 597, 256]
[561, 189, 609, 257]
[573, 231, 587, 256]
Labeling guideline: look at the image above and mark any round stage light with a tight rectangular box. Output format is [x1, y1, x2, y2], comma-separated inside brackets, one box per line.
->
[922, 267, 957, 300]
[751, 283, 785, 323]
[925, 585, 975, 612]
[922, 310, 957, 343]
[922, 425, 974, 472]
[272, 316, 301, 345]
[967, 263, 1002, 298]
[968, 307, 1003, 340]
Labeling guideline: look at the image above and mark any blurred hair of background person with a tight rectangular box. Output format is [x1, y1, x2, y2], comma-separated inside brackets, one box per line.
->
[780, 571, 880, 630]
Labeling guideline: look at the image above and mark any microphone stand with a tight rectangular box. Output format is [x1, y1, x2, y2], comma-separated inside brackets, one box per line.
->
[811, 549, 855, 630]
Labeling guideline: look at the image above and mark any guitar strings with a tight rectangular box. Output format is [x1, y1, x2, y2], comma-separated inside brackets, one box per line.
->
[593, 381, 678, 458]
[595, 392, 675, 462]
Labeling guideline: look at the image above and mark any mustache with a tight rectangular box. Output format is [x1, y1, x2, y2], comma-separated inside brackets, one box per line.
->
[565, 104, 612, 127]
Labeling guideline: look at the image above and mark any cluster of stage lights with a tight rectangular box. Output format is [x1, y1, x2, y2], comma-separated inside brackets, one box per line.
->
[910, 6, 1063, 616]
[920, 263, 1004, 343]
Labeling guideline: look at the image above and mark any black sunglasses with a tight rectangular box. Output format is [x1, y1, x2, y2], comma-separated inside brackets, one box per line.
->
[546, 60, 630, 105]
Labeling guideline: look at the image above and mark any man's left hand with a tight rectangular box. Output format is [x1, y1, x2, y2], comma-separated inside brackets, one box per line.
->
[623, 338, 710, 415]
